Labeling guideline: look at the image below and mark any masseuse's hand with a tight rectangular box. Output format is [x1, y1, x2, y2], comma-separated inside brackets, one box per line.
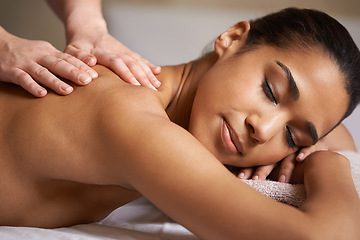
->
[238, 139, 328, 183]
[46, 0, 161, 90]
[0, 27, 98, 97]
[65, 31, 161, 90]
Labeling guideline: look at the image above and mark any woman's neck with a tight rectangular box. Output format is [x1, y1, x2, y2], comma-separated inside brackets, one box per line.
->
[162, 52, 218, 130]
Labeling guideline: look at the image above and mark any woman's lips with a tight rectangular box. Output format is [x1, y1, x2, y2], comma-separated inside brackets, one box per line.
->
[221, 119, 243, 155]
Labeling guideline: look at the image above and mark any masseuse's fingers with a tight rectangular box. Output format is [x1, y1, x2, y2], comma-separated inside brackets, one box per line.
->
[38, 53, 98, 85]
[65, 44, 97, 66]
[95, 52, 161, 91]
[21, 62, 73, 96]
[277, 154, 297, 183]
[0, 35, 98, 97]
[65, 34, 161, 90]
[125, 55, 162, 90]
[10, 67, 49, 97]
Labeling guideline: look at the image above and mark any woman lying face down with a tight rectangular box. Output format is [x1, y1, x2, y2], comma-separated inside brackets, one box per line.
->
[170, 9, 357, 169]
[0, 7, 359, 240]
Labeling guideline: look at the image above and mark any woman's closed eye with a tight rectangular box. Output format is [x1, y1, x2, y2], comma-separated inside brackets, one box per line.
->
[286, 126, 297, 150]
[262, 77, 297, 150]
[262, 77, 277, 105]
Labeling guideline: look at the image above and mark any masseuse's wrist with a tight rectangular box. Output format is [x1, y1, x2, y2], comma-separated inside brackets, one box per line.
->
[63, 0, 107, 43]
[65, 12, 108, 43]
[0, 26, 18, 46]
[0, 26, 11, 39]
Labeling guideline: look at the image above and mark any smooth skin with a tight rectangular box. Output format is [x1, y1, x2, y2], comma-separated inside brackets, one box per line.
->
[0, 21, 359, 239]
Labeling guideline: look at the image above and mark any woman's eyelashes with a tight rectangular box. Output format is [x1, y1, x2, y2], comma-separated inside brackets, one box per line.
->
[262, 77, 278, 105]
[286, 126, 297, 149]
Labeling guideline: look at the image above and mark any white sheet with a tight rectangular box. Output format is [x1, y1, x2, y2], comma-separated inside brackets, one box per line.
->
[0, 151, 359, 240]
[0, 197, 198, 240]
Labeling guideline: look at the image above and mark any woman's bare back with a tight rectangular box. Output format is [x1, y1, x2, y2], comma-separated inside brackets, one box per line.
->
[0, 66, 151, 227]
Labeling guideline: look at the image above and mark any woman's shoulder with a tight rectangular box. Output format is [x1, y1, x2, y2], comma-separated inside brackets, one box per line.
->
[91, 65, 168, 118]
[91, 64, 174, 111]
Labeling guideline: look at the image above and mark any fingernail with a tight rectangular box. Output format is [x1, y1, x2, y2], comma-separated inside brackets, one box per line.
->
[238, 172, 245, 179]
[79, 74, 92, 84]
[279, 175, 286, 183]
[297, 153, 304, 161]
[154, 66, 161, 73]
[61, 84, 73, 93]
[133, 81, 141, 86]
[153, 78, 161, 88]
[38, 88, 47, 96]
[252, 175, 259, 180]
[84, 57, 96, 66]
[87, 70, 98, 79]
[150, 85, 158, 91]
[130, 77, 140, 86]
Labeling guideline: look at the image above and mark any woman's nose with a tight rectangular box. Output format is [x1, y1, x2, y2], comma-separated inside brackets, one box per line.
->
[246, 112, 286, 144]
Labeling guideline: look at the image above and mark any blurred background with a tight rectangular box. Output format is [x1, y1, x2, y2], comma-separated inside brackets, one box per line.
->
[1, 0, 359, 149]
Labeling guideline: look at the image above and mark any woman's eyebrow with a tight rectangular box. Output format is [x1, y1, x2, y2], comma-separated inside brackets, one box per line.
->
[276, 61, 300, 101]
[306, 121, 319, 145]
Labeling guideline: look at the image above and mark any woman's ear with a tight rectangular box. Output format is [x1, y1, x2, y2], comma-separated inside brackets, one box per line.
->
[214, 21, 251, 57]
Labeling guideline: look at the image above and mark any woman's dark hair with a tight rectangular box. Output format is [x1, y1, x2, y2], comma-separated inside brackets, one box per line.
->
[245, 8, 360, 120]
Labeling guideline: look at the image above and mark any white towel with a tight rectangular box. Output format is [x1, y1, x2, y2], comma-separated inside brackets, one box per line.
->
[242, 151, 360, 207]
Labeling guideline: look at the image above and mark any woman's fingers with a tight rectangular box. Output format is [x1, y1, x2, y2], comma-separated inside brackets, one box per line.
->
[237, 168, 254, 179]
[251, 164, 277, 180]
[237, 156, 297, 183]
[296, 140, 328, 161]
[277, 154, 297, 183]
[238, 164, 277, 181]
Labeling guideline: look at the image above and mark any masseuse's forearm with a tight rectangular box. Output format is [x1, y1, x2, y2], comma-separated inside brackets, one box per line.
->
[46, 0, 107, 42]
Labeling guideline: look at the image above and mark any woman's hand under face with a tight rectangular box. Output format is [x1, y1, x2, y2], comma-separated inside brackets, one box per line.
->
[237, 153, 297, 183]
[237, 139, 329, 183]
